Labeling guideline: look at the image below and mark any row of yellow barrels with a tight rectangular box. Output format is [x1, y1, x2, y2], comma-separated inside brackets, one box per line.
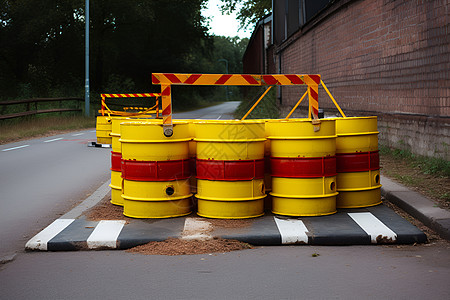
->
[104, 116, 381, 219]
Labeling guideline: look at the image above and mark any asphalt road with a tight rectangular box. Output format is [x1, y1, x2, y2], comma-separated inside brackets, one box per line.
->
[1, 101, 449, 299]
[0, 130, 110, 261]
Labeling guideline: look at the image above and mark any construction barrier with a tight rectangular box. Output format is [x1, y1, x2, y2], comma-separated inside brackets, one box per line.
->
[96, 116, 112, 144]
[109, 117, 130, 206]
[176, 119, 198, 195]
[120, 121, 192, 218]
[151, 73, 321, 137]
[195, 120, 266, 219]
[267, 119, 338, 216]
[335, 116, 382, 208]
[100, 93, 160, 118]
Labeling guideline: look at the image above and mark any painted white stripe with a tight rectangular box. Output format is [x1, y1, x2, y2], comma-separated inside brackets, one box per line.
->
[216, 115, 222, 120]
[274, 217, 309, 244]
[2, 145, 30, 152]
[90, 130, 96, 133]
[181, 217, 213, 240]
[44, 137, 63, 143]
[86, 220, 126, 249]
[348, 212, 397, 244]
[72, 133, 84, 136]
[25, 219, 75, 251]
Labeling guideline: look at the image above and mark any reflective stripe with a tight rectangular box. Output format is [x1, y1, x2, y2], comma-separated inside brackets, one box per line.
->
[121, 158, 191, 181]
[196, 159, 265, 181]
[271, 156, 336, 178]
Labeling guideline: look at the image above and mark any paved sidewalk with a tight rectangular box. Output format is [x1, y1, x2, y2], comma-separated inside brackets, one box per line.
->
[381, 176, 450, 240]
[25, 177, 435, 251]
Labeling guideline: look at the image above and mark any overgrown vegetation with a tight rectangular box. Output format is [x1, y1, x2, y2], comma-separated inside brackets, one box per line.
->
[233, 87, 280, 119]
[0, 1, 250, 112]
[379, 145, 450, 178]
[0, 115, 95, 144]
[380, 144, 450, 207]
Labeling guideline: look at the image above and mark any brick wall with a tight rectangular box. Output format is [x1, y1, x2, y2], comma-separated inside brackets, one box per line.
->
[275, 0, 450, 159]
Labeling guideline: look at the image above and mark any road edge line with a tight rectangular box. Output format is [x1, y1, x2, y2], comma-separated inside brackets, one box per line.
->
[61, 180, 111, 219]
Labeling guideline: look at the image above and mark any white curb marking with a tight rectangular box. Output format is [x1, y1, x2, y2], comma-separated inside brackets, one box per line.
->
[25, 219, 75, 250]
[44, 137, 63, 143]
[2, 145, 30, 152]
[274, 217, 309, 244]
[181, 218, 213, 240]
[86, 220, 126, 249]
[348, 212, 397, 244]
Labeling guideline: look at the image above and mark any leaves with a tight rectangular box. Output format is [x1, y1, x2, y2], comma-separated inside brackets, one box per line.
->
[219, 0, 271, 29]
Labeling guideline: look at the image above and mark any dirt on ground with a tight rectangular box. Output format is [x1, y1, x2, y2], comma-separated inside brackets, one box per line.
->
[380, 153, 450, 211]
[85, 195, 132, 223]
[126, 237, 253, 256]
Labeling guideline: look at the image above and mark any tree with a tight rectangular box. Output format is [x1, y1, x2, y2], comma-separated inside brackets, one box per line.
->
[219, 0, 271, 30]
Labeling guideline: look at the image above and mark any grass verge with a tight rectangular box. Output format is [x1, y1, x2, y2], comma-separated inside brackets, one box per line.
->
[0, 115, 95, 144]
[379, 144, 450, 209]
[233, 88, 280, 119]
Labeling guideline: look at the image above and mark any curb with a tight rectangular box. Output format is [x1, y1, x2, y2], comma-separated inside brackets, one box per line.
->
[381, 176, 450, 241]
[26, 205, 427, 251]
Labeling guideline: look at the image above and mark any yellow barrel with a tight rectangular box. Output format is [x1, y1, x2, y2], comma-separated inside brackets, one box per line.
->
[335, 116, 382, 208]
[195, 120, 266, 219]
[266, 119, 338, 216]
[120, 121, 192, 218]
[108, 117, 129, 206]
[96, 116, 112, 144]
[177, 119, 198, 196]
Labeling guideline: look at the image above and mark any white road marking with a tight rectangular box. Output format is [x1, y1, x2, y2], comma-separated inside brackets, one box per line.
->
[72, 133, 84, 136]
[86, 220, 126, 249]
[348, 212, 397, 243]
[181, 217, 213, 240]
[274, 217, 309, 244]
[216, 115, 222, 120]
[2, 145, 30, 152]
[25, 219, 75, 251]
[90, 130, 96, 133]
[44, 137, 63, 143]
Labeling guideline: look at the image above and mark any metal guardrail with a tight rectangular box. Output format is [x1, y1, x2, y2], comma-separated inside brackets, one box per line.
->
[0, 97, 83, 120]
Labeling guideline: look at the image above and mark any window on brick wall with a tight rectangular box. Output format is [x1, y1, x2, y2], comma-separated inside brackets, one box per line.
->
[273, 0, 332, 45]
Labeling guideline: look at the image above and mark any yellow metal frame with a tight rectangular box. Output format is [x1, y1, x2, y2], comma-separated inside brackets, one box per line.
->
[100, 93, 161, 118]
[151, 73, 321, 136]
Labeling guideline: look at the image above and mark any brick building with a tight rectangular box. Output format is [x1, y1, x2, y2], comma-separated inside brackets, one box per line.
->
[243, 0, 449, 159]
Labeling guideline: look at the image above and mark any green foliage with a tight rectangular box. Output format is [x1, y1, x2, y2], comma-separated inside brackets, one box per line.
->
[219, 0, 272, 29]
[0, 1, 252, 114]
[0, 0, 213, 100]
[233, 87, 279, 119]
[380, 145, 450, 177]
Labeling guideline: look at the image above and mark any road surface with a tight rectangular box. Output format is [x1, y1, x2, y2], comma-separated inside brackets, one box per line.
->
[1, 101, 449, 299]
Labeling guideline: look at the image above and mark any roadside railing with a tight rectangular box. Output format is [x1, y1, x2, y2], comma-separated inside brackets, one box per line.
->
[0, 97, 84, 120]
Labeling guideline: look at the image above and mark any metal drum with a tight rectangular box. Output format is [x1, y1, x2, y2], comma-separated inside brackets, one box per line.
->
[195, 120, 266, 219]
[267, 119, 338, 216]
[335, 116, 382, 208]
[109, 117, 129, 206]
[120, 121, 192, 218]
[96, 116, 112, 144]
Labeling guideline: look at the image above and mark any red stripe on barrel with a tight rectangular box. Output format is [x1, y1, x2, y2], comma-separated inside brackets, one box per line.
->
[271, 156, 337, 178]
[111, 152, 122, 172]
[121, 159, 190, 181]
[196, 159, 264, 181]
[336, 151, 379, 173]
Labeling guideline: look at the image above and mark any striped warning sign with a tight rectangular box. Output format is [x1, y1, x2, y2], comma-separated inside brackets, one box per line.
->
[152, 73, 320, 86]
